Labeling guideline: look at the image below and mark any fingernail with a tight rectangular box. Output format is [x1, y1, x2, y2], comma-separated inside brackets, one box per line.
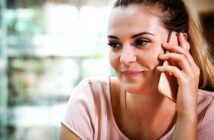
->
[159, 54, 164, 58]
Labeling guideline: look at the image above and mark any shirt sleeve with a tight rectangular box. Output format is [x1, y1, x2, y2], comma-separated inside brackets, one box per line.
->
[198, 96, 214, 140]
[61, 79, 96, 140]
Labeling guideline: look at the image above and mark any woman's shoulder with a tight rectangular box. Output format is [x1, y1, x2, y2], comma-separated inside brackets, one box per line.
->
[198, 89, 214, 110]
[62, 77, 111, 140]
[74, 76, 110, 91]
[74, 76, 121, 102]
[77, 76, 120, 93]
[197, 89, 214, 139]
[198, 89, 214, 116]
[70, 76, 121, 105]
[198, 89, 214, 125]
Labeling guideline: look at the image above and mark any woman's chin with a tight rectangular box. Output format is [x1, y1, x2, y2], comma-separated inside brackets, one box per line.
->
[121, 82, 146, 94]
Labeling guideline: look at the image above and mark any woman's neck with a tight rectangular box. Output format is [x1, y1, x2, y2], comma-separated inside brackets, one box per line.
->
[118, 87, 177, 139]
[110, 77, 177, 139]
[123, 86, 176, 117]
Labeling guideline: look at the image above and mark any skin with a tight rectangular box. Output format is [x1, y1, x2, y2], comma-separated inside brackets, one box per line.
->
[60, 4, 199, 140]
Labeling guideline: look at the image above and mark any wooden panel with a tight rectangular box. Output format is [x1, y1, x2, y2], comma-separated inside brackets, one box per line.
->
[202, 14, 214, 57]
[195, 0, 214, 14]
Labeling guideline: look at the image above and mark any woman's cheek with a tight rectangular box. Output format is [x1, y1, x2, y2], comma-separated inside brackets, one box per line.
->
[109, 52, 119, 71]
[142, 47, 164, 70]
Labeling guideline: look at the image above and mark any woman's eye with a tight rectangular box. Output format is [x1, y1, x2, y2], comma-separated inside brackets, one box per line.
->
[108, 42, 122, 49]
[134, 39, 150, 47]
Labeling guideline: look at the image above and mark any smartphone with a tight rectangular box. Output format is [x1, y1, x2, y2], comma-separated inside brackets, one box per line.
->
[158, 31, 178, 102]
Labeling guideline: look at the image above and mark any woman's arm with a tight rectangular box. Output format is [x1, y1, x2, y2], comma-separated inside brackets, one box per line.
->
[60, 124, 81, 140]
[172, 114, 198, 140]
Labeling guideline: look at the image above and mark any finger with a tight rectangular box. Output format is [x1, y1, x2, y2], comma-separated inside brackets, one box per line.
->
[185, 40, 190, 51]
[177, 33, 199, 71]
[159, 53, 192, 73]
[157, 65, 184, 84]
[162, 43, 197, 68]
[182, 40, 198, 72]
[178, 32, 190, 51]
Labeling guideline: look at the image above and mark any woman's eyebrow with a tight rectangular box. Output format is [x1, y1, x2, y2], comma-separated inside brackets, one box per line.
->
[108, 32, 154, 39]
[108, 35, 119, 40]
[131, 32, 155, 38]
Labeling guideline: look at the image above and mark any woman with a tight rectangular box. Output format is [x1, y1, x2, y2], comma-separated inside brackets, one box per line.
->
[60, 0, 214, 139]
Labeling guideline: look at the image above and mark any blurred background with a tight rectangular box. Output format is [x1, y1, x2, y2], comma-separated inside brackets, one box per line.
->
[0, 0, 213, 140]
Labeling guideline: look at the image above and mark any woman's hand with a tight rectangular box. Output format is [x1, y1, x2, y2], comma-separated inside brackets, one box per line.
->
[157, 32, 199, 140]
[157, 32, 199, 116]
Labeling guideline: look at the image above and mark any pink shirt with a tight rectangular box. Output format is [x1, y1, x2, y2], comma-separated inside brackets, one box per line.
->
[62, 77, 214, 140]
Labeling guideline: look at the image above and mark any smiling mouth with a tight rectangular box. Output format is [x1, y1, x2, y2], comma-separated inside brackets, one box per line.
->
[121, 71, 144, 78]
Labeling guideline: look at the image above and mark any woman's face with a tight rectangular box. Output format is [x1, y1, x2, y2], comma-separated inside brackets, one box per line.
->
[108, 4, 169, 93]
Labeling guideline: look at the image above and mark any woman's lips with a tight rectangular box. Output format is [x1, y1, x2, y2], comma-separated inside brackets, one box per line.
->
[121, 70, 144, 78]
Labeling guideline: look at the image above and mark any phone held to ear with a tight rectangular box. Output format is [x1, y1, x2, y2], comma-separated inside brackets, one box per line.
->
[158, 31, 178, 102]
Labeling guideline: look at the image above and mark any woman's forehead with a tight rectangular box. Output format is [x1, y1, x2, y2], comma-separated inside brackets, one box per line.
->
[107, 4, 169, 39]
[110, 4, 163, 20]
[108, 4, 165, 33]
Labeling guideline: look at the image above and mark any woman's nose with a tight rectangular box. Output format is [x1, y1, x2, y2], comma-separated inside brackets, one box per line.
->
[120, 45, 137, 65]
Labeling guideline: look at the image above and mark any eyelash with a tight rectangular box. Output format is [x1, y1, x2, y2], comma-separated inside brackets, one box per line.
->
[134, 39, 150, 47]
[108, 38, 150, 49]
[108, 41, 122, 49]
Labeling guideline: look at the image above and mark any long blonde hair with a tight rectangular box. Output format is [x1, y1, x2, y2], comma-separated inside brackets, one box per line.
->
[183, 0, 214, 90]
